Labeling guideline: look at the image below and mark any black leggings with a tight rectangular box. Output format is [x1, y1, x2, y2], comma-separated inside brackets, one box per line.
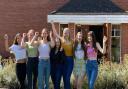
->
[16, 63, 26, 89]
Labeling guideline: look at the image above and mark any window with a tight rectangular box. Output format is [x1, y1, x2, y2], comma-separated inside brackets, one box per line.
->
[111, 25, 121, 63]
[112, 25, 120, 37]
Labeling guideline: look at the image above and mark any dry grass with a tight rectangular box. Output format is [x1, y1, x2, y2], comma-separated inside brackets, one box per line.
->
[0, 54, 128, 89]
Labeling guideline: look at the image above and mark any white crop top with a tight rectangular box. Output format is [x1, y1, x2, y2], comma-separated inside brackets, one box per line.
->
[10, 44, 27, 61]
[38, 42, 50, 59]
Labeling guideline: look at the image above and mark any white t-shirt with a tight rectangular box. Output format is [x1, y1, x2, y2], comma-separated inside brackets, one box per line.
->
[10, 44, 27, 61]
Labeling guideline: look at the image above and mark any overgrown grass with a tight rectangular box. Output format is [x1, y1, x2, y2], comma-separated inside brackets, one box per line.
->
[0, 62, 19, 89]
[1, 55, 128, 89]
[94, 54, 128, 89]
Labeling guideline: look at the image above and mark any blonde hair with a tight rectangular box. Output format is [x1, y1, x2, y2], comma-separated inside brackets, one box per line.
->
[63, 28, 71, 41]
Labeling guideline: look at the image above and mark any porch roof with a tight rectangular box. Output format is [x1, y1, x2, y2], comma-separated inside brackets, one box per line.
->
[48, 0, 128, 24]
[51, 0, 126, 15]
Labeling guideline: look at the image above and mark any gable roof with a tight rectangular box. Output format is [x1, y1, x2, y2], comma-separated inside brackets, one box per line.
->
[51, 0, 126, 14]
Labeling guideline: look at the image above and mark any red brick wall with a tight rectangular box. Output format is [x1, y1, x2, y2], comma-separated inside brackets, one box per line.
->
[0, 0, 128, 58]
[68, 23, 75, 39]
[121, 23, 128, 61]
[0, 0, 69, 57]
[104, 23, 112, 61]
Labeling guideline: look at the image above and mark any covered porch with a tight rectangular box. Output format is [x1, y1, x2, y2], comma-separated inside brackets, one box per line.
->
[47, 0, 128, 62]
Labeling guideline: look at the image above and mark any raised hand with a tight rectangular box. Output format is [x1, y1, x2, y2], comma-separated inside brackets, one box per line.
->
[23, 33, 27, 38]
[35, 32, 39, 37]
[4, 34, 8, 40]
[103, 36, 107, 43]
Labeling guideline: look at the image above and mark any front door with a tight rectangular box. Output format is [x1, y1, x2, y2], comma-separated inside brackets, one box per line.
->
[89, 25, 103, 47]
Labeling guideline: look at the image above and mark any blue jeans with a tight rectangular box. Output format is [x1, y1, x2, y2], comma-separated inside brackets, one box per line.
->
[63, 56, 74, 89]
[38, 59, 50, 89]
[86, 60, 98, 89]
[27, 57, 38, 89]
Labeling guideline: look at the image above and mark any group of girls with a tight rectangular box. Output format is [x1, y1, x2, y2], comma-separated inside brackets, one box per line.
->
[4, 21, 107, 89]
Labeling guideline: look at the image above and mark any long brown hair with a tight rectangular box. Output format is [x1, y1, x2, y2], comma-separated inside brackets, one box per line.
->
[74, 32, 86, 59]
[13, 33, 21, 45]
[87, 31, 97, 52]
[41, 28, 50, 41]
[54, 38, 61, 51]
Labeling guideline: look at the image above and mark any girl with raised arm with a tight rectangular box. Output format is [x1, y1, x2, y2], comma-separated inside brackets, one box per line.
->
[31, 28, 55, 89]
[51, 21, 74, 89]
[21, 29, 39, 89]
[4, 33, 27, 89]
[86, 31, 107, 89]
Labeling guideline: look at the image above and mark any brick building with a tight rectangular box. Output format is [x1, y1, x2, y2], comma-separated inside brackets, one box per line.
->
[48, 0, 128, 62]
[0, 0, 69, 57]
[0, 0, 128, 62]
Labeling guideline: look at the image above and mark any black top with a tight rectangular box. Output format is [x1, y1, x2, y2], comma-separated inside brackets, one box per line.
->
[50, 48, 66, 64]
[52, 0, 125, 14]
